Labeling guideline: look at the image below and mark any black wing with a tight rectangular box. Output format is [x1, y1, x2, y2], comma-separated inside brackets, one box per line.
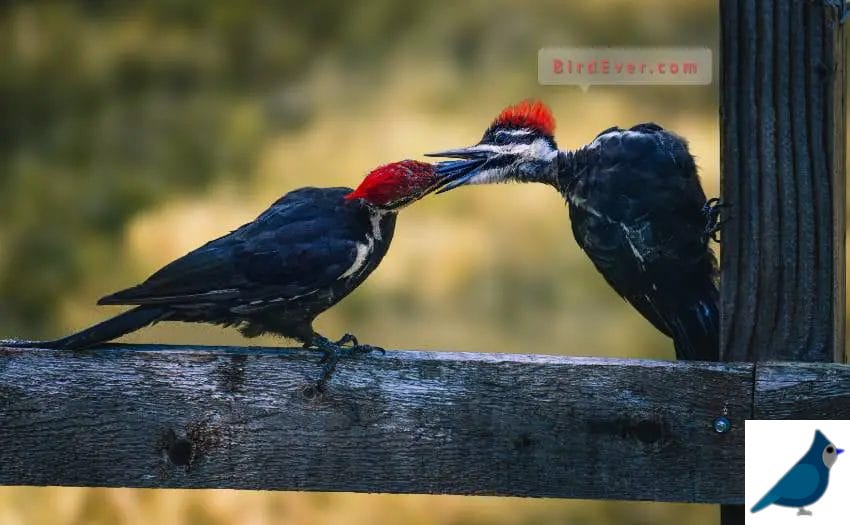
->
[569, 209, 676, 337]
[99, 187, 365, 307]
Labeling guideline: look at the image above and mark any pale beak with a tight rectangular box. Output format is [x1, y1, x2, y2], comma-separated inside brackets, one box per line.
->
[426, 145, 494, 193]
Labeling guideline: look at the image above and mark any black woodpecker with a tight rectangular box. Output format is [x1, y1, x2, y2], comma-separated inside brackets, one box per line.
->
[5, 160, 446, 387]
[428, 101, 722, 360]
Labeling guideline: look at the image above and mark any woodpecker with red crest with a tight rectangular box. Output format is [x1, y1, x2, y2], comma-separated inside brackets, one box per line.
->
[5, 160, 444, 387]
[428, 101, 722, 360]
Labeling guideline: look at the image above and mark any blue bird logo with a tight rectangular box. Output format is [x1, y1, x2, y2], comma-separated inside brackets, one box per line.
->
[750, 430, 843, 516]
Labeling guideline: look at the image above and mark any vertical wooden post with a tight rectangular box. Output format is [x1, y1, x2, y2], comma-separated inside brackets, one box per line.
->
[719, 0, 846, 523]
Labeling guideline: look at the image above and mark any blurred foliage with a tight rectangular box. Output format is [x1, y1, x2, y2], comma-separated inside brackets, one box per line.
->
[4, 0, 831, 524]
[0, 0, 719, 337]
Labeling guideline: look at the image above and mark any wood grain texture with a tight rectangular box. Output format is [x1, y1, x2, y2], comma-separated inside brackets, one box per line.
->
[719, 0, 847, 363]
[0, 345, 751, 503]
[719, 3, 846, 521]
[755, 362, 850, 419]
[827, 0, 847, 357]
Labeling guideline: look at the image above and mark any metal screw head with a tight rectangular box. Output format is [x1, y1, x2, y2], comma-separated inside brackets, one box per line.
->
[713, 416, 731, 433]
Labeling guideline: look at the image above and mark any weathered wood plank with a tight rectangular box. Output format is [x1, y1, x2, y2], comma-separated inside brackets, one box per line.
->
[755, 362, 850, 419]
[0, 345, 750, 503]
[719, 0, 846, 364]
[719, 2, 846, 522]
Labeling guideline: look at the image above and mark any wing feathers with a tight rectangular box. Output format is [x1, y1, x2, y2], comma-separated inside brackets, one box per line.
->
[98, 187, 366, 308]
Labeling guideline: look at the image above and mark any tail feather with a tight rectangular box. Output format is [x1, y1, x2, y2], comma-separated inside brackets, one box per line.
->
[750, 491, 777, 513]
[2, 306, 168, 350]
[670, 279, 719, 361]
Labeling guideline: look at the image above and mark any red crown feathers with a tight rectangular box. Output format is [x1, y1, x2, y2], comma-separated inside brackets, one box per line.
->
[345, 160, 434, 205]
[492, 100, 555, 136]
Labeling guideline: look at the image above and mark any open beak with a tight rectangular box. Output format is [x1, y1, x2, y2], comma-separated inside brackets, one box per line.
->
[426, 145, 493, 194]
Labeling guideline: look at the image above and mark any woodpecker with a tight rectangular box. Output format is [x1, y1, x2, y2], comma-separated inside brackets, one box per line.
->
[428, 101, 722, 360]
[4, 160, 444, 387]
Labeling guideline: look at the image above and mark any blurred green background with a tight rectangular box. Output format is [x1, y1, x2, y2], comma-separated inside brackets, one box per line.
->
[0, 1, 836, 524]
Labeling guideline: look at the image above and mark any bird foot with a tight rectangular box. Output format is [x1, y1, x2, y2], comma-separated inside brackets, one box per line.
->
[309, 334, 384, 392]
[702, 197, 730, 243]
[333, 333, 386, 355]
[797, 508, 812, 517]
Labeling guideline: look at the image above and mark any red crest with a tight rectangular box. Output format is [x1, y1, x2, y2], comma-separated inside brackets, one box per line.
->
[492, 100, 555, 136]
[346, 160, 435, 206]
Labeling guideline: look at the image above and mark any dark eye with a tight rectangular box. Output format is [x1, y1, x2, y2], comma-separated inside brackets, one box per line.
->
[494, 132, 510, 145]
[827, 446, 835, 453]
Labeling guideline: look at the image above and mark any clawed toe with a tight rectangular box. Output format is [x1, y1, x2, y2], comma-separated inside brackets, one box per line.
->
[352, 343, 385, 356]
[308, 334, 384, 392]
[334, 333, 359, 347]
[703, 197, 720, 211]
[703, 198, 730, 243]
[702, 197, 730, 212]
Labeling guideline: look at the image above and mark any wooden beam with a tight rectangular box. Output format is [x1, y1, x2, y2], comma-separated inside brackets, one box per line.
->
[755, 362, 850, 419]
[719, 0, 847, 363]
[719, 2, 846, 522]
[0, 345, 751, 503]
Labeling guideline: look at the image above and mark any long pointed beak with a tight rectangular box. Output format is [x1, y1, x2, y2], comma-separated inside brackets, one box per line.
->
[426, 145, 493, 193]
[837, 448, 845, 455]
[425, 146, 490, 159]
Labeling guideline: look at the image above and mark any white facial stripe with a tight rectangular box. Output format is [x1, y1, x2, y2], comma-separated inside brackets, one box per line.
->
[370, 211, 384, 241]
[529, 137, 559, 161]
[464, 167, 510, 186]
[472, 138, 556, 158]
[498, 129, 535, 137]
[468, 144, 505, 155]
[462, 138, 557, 185]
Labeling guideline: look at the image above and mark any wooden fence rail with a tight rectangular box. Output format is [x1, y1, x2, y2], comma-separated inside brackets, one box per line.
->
[2, 344, 849, 503]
